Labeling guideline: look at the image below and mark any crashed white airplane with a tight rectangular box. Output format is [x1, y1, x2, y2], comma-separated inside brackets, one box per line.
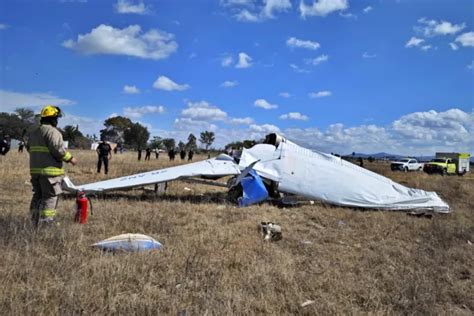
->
[63, 134, 450, 213]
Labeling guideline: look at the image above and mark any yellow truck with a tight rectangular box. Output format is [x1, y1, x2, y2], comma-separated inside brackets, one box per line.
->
[423, 153, 471, 175]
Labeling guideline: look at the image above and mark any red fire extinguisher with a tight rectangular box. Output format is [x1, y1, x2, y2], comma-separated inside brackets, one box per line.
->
[75, 191, 89, 224]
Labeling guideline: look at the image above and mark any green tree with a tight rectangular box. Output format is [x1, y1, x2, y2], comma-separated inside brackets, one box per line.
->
[149, 136, 163, 150]
[199, 131, 215, 151]
[60, 125, 91, 149]
[0, 108, 38, 140]
[100, 116, 133, 143]
[14, 108, 36, 124]
[242, 139, 257, 148]
[186, 133, 197, 150]
[177, 141, 185, 151]
[62, 125, 81, 143]
[162, 138, 176, 151]
[123, 122, 149, 149]
[225, 139, 256, 151]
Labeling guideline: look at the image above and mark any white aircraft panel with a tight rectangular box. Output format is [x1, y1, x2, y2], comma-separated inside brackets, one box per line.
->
[241, 140, 450, 213]
[64, 156, 240, 194]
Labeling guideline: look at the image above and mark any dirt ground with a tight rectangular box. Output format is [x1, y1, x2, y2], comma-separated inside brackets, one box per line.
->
[0, 149, 472, 314]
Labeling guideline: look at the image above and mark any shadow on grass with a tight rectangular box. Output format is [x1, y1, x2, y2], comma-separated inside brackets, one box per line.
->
[62, 191, 231, 205]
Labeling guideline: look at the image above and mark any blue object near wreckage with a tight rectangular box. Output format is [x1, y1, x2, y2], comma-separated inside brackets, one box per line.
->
[238, 170, 269, 207]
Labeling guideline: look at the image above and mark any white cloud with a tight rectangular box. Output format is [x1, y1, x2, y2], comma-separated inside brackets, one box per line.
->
[0, 90, 75, 112]
[181, 101, 227, 121]
[300, 0, 349, 18]
[0, 24, 9, 30]
[254, 99, 278, 110]
[220, 0, 254, 6]
[416, 18, 466, 37]
[62, 24, 177, 60]
[174, 118, 218, 132]
[236, 52, 252, 68]
[152, 76, 190, 91]
[392, 109, 473, 146]
[228, 0, 291, 22]
[283, 109, 473, 155]
[59, 114, 103, 138]
[249, 123, 280, 133]
[221, 80, 238, 88]
[290, 63, 310, 73]
[363, 6, 372, 13]
[279, 92, 291, 98]
[221, 55, 234, 67]
[420, 45, 432, 51]
[306, 54, 329, 65]
[339, 12, 357, 19]
[286, 37, 320, 50]
[362, 52, 376, 58]
[230, 117, 254, 125]
[405, 36, 424, 48]
[114, 0, 150, 15]
[455, 32, 474, 47]
[123, 85, 140, 94]
[235, 9, 260, 22]
[449, 42, 459, 50]
[309, 90, 332, 98]
[262, 0, 292, 18]
[279, 112, 309, 120]
[123, 105, 165, 119]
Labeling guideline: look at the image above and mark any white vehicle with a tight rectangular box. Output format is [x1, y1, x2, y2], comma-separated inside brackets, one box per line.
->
[390, 158, 423, 172]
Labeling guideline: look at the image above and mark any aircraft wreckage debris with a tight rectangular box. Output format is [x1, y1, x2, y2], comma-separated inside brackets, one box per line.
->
[63, 133, 450, 213]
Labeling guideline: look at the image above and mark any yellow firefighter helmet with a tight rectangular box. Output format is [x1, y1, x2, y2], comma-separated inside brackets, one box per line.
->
[40, 105, 63, 118]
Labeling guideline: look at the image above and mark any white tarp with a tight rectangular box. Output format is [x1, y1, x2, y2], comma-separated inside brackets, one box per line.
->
[239, 139, 450, 213]
[63, 154, 240, 193]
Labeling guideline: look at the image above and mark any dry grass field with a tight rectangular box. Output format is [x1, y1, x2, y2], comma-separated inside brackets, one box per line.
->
[0, 149, 473, 314]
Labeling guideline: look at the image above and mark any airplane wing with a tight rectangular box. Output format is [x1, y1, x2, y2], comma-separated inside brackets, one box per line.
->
[63, 154, 241, 194]
[239, 137, 450, 213]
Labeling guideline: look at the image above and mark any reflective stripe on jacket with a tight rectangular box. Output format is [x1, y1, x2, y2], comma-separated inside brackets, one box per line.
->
[27, 124, 72, 176]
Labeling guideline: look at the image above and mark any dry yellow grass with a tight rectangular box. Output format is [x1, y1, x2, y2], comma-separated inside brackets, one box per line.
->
[0, 150, 473, 314]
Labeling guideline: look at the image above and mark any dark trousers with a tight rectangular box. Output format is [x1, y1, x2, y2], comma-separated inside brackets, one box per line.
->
[97, 156, 109, 174]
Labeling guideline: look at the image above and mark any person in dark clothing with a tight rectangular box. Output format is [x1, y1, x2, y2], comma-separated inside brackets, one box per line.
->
[168, 149, 175, 161]
[180, 149, 186, 160]
[137, 148, 142, 161]
[0, 135, 11, 155]
[113, 146, 118, 154]
[145, 147, 151, 161]
[188, 149, 194, 161]
[358, 157, 364, 168]
[18, 141, 25, 153]
[97, 140, 112, 174]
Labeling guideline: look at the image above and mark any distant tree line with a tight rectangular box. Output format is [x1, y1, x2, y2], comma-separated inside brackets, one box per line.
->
[1, 108, 260, 152]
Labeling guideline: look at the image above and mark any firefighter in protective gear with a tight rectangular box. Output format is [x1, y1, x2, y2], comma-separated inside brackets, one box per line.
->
[27, 105, 77, 225]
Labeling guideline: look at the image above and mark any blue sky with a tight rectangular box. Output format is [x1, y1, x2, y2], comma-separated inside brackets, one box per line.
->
[0, 0, 473, 154]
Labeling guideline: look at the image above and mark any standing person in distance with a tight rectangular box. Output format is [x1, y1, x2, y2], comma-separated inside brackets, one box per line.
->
[145, 147, 151, 161]
[27, 105, 77, 226]
[188, 149, 194, 161]
[96, 139, 112, 175]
